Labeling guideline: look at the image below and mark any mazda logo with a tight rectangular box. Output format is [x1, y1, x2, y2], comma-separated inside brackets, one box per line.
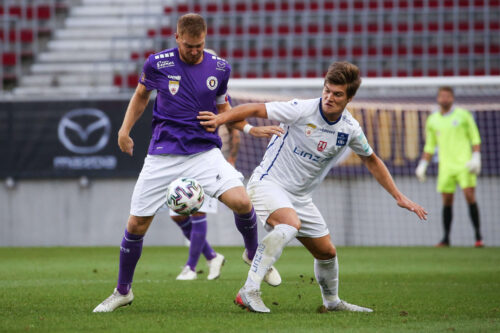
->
[58, 108, 111, 154]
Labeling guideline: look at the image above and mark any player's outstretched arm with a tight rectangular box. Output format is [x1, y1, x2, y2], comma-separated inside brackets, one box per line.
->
[199, 103, 268, 130]
[360, 153, 428, 221]
[118, 84, 151, 156]
[199, 103, 284, 138]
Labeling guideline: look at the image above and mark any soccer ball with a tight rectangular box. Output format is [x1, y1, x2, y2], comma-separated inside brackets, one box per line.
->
[166, 177, 205, 215]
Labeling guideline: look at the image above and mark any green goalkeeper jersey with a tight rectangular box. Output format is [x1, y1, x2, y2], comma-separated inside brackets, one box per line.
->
[424, 107, 481, 173]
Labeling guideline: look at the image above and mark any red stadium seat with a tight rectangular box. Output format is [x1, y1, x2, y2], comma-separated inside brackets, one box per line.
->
[248, 49, 258, 58]
[232, 49, 243, 58]
[245, 71, 257, 78]
[309, 1, 319, 10]
[308, 24, 319, 34]
[369, 1, 378, 9]
[306, 70, 317, 77]
[307, 48, 317, 57]
[456, 45, 468, 54]
[352, 46, 363, 56]
[324, 1, 334, 10]
[384, 1, 394, 9]
[322, 47, 333, 57]
[368, 47, 377, 55]
[205, 3, 217, 13]
[397, 70, 408, 77]
[443, 45, 454, 55]
[443, 69, 454, 76]
[382, 46, 392, 56]
[127, 74, 138, 88]
[474, 69, 486, 75]
[491, 45, 500, 53]
[366, 70, 378, 77]
[262, 48, 273, 57]
[278, 48, 287, 58]
[292, 48, 303, 57]
[235, 2, 246, 12]
[2, 52, 16, 66]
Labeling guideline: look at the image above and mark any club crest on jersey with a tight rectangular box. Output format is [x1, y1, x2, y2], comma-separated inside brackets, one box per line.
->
[169, 81, 179, 95]
[206, 76, 218, 90]
[336, 132, 349, 146]
[305, 123, 317, 137]
[317, 140, 327, 152]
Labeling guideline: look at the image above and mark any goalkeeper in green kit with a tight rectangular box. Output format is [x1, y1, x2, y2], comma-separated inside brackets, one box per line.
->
[415, 86, 483, 247]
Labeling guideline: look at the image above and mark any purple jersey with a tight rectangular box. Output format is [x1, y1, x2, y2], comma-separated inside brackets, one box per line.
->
[139, 48, 231, 155]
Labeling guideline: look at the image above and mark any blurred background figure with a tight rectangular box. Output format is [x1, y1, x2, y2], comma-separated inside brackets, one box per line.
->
[416, 86, 483, 247]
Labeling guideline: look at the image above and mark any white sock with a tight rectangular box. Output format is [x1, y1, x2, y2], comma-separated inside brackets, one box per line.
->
[245, 224, 298, 290]
[314, 256, 340, 307]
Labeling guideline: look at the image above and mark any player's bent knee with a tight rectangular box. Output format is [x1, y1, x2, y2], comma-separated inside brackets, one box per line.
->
[231, 199, 253, 215]
[127, 215, 153, 234]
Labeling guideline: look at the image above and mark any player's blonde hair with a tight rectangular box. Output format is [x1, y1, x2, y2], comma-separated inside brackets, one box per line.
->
[324, 61, 361, 99]
[177, 13, 207, 37]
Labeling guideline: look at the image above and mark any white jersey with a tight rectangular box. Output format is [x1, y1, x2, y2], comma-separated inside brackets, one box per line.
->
[251, 98, 373, 197]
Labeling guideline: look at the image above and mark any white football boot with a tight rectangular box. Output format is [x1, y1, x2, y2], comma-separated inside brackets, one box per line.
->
[93, 288, 134, 313]
[176, 265, 197, 280]
[207, 253, 225, 280]
[234, 286, 270, 313]
[327, 300, 373, 313]
[242, 250, 282, 287]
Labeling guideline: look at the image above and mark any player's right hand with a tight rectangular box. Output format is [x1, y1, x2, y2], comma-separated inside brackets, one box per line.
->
[415, 160, 429, 182]
[118, 132, 134, 156]
[249, 126, 285, 138]
[198, 111, 219, 132]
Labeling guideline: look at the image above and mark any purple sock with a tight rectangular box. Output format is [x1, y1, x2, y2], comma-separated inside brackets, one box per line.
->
[234, 207, 258, 260]
[175, 216, 216, 261]
[186, 215, 207, 271]
[116, 230, 143, 295]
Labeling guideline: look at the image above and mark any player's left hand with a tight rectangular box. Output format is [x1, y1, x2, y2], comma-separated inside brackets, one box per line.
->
[466, 151, 481, 175]
[198, 111, 219, 132]
[249, 126, 285, 138]
[396, 195, 428, 221]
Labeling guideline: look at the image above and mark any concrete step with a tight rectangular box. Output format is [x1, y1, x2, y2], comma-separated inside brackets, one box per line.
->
[47, 39, 155, 51]
[82, 0, 167, 5]
[71, 5, 163, 17]
[54, 28, 146, 39]
[20, 74, 116, 87]
[65, 16, 164, 28]
[13, 85, 121, 97]
[37, 50, 134, 62]
[31, 62, 137, 74]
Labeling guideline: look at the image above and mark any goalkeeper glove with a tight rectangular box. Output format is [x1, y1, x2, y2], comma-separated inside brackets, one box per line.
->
[466, 151, 481, 175]
[415, 160, 429, 182]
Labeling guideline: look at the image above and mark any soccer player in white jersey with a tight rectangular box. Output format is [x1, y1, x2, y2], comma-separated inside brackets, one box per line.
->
[199, 61, 428, 313]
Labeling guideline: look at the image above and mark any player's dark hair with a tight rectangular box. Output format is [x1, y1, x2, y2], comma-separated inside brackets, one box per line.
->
[324, 61, 361, 99]
[177, 13, 207, 37]
[438, 86, 454, 96]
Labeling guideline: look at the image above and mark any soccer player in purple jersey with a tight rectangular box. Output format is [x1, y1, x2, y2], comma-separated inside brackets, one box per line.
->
[93, 13, 283, 312]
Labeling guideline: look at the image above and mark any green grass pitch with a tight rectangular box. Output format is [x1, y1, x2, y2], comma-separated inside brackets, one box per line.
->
[1, 246, 499, 332]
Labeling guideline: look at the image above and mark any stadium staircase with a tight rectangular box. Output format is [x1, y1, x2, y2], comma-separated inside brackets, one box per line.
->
[11, 0, 170, 97]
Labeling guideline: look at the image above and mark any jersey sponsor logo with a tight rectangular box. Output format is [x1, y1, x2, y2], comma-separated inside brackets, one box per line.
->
[167, 74, 181, 81]
[342, 115, 353, 125]
[157, 60, 174, 69]
[317, 140, 327, 152]
[169, 80, 179, 95]
[305, 123, 317, 136]
[206, 76, 218, 90]
[57, 108, 111, 154]
[336, 132, 349, 146]
[216, 61, 226, 71]
[319, 128, 336, 135]
[293, 146, 322, 162]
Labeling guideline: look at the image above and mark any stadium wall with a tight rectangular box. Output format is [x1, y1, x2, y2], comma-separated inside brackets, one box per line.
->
[1, 177, 499, 247]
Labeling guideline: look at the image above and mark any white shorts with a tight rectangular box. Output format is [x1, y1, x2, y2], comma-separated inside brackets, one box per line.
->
[130, 148, 243, 216]
[247, 178, 329, 238]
